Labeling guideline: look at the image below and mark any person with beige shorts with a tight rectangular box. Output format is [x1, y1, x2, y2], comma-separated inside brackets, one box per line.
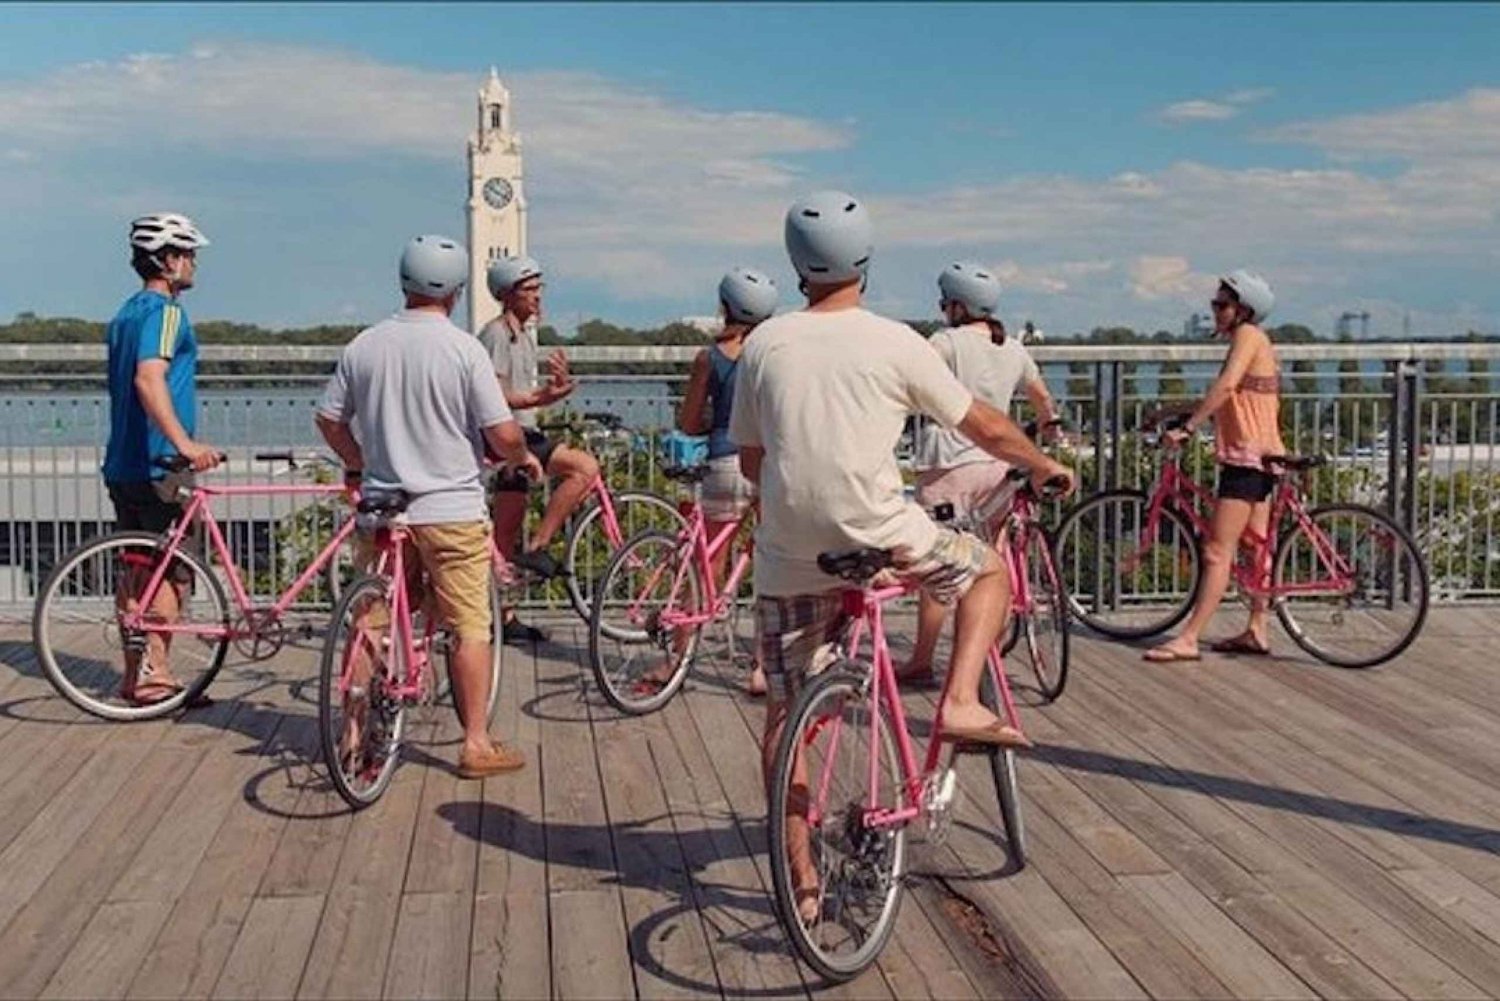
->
[316, 234, 543, 779]
[903, 262, 1064, 687]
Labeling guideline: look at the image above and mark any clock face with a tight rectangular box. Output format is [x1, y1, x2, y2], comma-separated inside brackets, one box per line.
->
[482, 176, 514, 211]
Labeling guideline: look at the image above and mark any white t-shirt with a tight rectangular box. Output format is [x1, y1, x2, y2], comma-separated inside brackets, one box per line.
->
[317, 309, 512, 525]
[916, 325, 1042, 470]
[477, 314, 539, 428]
[729, 307, 974, 596]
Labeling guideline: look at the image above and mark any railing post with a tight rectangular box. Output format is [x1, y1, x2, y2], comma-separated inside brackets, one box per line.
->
[1110, 361, 1124, 491]
[1387, 360, 1404, 519]
[1092, 362, 1107, 492]
[1402, 360, 1421, 538]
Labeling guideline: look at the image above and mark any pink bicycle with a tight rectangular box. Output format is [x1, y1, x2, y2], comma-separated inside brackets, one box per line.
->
[765, 521, 1063, 982]
[30, 452, 406, 720]
[586, 464, 755, 714]
[1053, 418, 1428, 667]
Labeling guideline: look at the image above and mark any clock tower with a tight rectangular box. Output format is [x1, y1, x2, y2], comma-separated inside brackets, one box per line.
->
[466, 67, 528, 334]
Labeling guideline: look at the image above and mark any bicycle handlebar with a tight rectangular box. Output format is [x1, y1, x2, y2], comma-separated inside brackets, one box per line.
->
[153, 454, 229, 472]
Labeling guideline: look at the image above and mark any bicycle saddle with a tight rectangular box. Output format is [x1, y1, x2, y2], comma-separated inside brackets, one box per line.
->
[663, 464, 710, 483]
[818, 547, 896, 582]
[357, 490, 410, 516]
[1262, 455, 1327, 473]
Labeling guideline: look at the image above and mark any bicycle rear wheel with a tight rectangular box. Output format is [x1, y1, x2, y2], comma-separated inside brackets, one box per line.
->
[1018, 525, 1069, 702]
[588, 529, 702, 714]
[979, 658, 1026, 867]
[1054, 489, 1201, 639]
[1273, 504, 1428, 668]
[319, 575, 407, 809]
[564, 490, 687, 632]
[769, 665, 906, 983]
[33, 530, 228, 721]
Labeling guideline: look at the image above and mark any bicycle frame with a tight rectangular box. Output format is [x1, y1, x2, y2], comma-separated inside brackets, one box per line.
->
[1140, 449, 1358, 599]
[340, 519, 433, 704]
[121, 480, 357, 637]
[807, 585, 1022, 834]
[641, 502, 754, 631]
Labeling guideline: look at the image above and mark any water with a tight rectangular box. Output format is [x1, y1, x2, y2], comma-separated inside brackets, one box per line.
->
[1, 380, 677, 448]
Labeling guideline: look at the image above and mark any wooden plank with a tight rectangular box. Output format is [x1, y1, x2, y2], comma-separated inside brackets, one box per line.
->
[211, 895, 325, 1000]
[1121, 872, 1316, 1000]
[469, 640, 552, 1001]
[382, 892, 470, 1000]
[549, 890, 639, 1001]
[39, 900, 173, 1000]
[0, 748, 193, 997]
[1394, 868, 1500, 952]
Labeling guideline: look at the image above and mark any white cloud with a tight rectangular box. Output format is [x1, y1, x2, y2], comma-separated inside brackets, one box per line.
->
[1260, 87, 1500, 162]
[1128, 256, 1210, 300]
[1157, 87, 1275, 125]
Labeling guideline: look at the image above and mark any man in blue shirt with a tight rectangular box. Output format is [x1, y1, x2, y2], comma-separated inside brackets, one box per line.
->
[103, 212, 221, 705]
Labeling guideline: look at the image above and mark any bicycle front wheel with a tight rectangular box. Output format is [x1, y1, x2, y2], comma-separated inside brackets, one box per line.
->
[564, 491, 687, 632]
[769, 665, 906, 983]
[588, 529, 702, 715]
[33, 530, 228, 721]
[1054, 489, 1201, 639]
[1018, 524, 1069, 702]
[1273, 504, 1428, 668]
[320, 575, 407, 809]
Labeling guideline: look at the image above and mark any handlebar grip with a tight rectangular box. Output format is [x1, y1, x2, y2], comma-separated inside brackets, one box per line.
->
[1037, 474, 1071, 499]
[254, 451, 295, 464]
[154, 453, 227, 472]
[583, 411, 622, 428]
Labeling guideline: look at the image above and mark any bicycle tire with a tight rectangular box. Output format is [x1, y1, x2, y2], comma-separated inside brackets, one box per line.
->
[588, 529, 703, 715]
[1054, 489, 1201, 639]
[1020, 525, 1069, 702]
[564, 491, 687, 634]
[33, 530, 228, 722]
[1273, 503, 1429, 668]
[319, 574, 407, 810]
[979, 660, 1026, 867]
[768, 664, 906, 983]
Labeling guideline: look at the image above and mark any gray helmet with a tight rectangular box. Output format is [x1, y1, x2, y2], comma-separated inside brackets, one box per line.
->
[487, 254, 543, 299]
[937, 261, 1002, 318]
[718, 267, 779, 324]
[1219, 269, 1274, 324]
[783, 190, 873, 285]
[399, 234, 468, 299]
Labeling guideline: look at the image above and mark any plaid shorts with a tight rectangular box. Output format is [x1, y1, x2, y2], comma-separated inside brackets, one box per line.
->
[756, 526, 993, 701]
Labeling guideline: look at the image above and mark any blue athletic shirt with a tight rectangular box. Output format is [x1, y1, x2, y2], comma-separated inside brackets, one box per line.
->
[102, 290, 198, 483]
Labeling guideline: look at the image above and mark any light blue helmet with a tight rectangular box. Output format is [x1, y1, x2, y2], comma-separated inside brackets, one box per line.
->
[399, 234, 468, 299]
[487, 254, 543, 299]
[718, 267, 779, 324]
[1219, 269, 1274, 324]
[783, 190, 873, 285]
[938, 261, 1002, 319]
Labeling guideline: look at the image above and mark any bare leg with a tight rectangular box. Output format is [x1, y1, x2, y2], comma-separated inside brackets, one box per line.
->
[491, 491, 527, 624]
[1148, 496, 1255, 657]
[764, 698, 818, 922]
[448, 635, 499, 758]
[527, 446, 598, 551]
[1241, 499, 1273, 644]
[937, 549, 1016, 734]
[119, 565, 183, 698]
[902, 591, 945, 679]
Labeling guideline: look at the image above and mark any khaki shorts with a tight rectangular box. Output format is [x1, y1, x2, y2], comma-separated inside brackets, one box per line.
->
[755, 526, 994, 701]
[354, 521, 495, 642]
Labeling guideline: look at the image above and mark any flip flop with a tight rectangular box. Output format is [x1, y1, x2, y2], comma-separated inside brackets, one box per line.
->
[1211, 634, 1271, 656]
[122, 681, 215, 708]
[1143, 645, 1202, 663]
[940, 721, 1033, 749]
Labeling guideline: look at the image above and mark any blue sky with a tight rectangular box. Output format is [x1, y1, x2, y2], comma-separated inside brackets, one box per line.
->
[1, 3, 1498, 337]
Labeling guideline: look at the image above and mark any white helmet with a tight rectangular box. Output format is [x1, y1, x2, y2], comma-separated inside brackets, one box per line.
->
[487, 255, 543, 299]
[938, 261, 1002, 319]
[1219, 269, 1274, 324]
[399, 234, 468, 299]
[718, 267, 779, 324]
[784, 190, 873, 285]
[129, 213, 209, 253]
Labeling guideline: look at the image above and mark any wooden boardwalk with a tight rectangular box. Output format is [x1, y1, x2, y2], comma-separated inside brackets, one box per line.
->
[0, 605, 1498, 999]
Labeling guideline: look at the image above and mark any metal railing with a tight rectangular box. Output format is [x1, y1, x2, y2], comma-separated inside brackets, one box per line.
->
[3, 342, 1497, 615]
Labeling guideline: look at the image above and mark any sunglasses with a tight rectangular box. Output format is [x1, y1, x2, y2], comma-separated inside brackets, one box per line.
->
[1210, 297, 1236, 310]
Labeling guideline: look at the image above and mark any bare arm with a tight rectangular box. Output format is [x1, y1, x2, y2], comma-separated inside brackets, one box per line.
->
[482, 419, 544, 481]
[738, 445, 764, 486]
[315, 412, 363, 472]
[957, 400, 1074, 495]
[677, 350, 712, 434]
[135, 360, 219, 470]
[1023, 378, 1060, 429]
[1185, 326, 1260, 433]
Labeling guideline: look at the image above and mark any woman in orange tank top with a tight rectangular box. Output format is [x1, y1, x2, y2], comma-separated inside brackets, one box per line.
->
[1146, 270, 1283, 662]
